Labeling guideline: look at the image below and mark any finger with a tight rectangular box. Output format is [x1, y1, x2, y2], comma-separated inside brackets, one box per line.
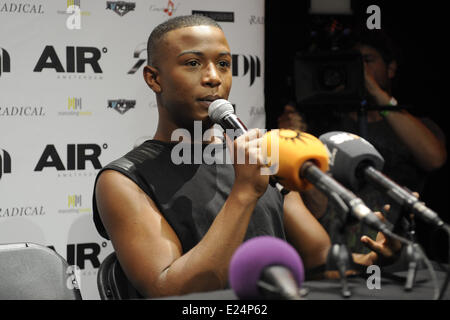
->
[373, 211, 386, 222]
[360, 235, 384, 253]
[412, 191, 419, 199]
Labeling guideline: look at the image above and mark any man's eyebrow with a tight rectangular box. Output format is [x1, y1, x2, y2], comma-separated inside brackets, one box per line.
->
[177, 51, 232, 58]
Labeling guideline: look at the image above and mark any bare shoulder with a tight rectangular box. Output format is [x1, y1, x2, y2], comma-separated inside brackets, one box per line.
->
[95, 169, 183, 297]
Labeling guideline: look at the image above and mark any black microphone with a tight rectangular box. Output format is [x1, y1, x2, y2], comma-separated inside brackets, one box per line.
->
[319, 131, 445, 228]
[263, 129, 392, 234]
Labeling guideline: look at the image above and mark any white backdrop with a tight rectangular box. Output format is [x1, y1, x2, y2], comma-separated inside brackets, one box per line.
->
[0, 0, 265, 299]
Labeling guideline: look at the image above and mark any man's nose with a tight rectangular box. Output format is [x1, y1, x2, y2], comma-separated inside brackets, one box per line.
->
[202, 63, 221, 87]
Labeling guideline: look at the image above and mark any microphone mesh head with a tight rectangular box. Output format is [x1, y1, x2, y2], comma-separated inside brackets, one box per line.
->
[208, 99, 234, 123]
[229, 236, 304, 299]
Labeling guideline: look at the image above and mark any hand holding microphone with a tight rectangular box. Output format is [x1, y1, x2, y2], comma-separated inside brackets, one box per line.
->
[208, 99, 391, 234]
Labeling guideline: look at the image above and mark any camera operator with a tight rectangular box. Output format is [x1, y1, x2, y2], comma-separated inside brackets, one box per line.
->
[278, 30, 447, 254]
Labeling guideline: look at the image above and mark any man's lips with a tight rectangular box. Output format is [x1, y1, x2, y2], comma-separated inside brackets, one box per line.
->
[198, 96, 222, 108]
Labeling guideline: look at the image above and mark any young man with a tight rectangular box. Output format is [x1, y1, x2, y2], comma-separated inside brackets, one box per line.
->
[93, 15, 396, 298]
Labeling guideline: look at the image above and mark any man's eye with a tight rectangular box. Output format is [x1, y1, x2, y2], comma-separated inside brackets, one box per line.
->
[218, 61, 231, 68]
[186, 60, 200, 67]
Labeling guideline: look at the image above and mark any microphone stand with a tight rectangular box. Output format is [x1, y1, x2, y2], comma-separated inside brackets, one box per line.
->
[325, 192, 354, 298]
[399, 210, 425, 291]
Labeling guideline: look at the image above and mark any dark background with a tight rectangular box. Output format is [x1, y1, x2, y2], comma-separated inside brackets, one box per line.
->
[265, 0, 449, 262]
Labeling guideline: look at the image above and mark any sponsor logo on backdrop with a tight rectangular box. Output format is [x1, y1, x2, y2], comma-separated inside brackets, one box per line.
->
[0, 206, 45, 218]
[58, 194, 91, 214]
[107, 99, 135, 114]
[34, 143, 107, 177]
[0, 149, 11, 180]
[149, 0, 178, 17]
[106, 1, 135, 16]
[127, 42, 146, 74]
[58, 97, 92, 116]
[0, 106, 46, 117]
[232, 54, 261, 86]
[66, 4, 81, 30]
[33, 45, 106, 80]
[0, 48, 10, 77]
[49, 241, 109, 275]
[191, 10, 234, 22]
[0, 2, 44, 14]
[249, 15, 264, 25]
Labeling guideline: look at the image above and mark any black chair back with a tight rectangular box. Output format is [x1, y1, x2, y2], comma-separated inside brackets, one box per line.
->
[97, 251, 142, 300]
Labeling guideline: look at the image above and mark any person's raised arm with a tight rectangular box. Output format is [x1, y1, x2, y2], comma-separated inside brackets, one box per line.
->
[365, 69, 447, 171]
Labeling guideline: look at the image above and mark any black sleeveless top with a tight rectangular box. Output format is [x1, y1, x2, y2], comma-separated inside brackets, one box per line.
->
[92, 140, 286, 253]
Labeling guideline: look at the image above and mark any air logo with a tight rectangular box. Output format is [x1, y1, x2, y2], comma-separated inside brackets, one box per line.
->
[33, 46, 105, 73]
[0, 48, 11, 77]
[34, 144, 105, 171]
[232, 54, 261, 86]
[49, 243, 104, 269]
[0, 149, 11, 180]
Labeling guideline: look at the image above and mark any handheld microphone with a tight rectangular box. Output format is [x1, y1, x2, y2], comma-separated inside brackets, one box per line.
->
[319, 131, 445, 228]
[208, 99, 287, 193]
[229, 236, 305, 300]
[263, 129, 392, 234]
[208, 99, 247, 136]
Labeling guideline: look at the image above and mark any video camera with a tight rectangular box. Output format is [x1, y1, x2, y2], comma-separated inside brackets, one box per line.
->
[294, 50, 365, 108]
[294, 15, 367, 111]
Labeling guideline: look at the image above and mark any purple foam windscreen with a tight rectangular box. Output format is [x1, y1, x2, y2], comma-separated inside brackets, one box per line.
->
[229, 236, 305, 299]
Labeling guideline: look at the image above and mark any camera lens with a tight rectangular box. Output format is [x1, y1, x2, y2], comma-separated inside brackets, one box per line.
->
[321, 66, 345, 90]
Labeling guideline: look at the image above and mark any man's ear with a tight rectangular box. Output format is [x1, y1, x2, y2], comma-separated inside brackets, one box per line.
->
[387, 60, 397, 79]
[143, 65, 161, 93]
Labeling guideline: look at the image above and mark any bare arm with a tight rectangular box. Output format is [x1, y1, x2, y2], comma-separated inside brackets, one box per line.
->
[282, 191, 331, 269]
[95, 130, 270, 298]
[366, 71, 447, 171]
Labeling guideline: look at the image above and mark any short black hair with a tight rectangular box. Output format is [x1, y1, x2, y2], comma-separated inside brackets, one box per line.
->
[147, 15, 222, 66]
[352, 29, 401, 65]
